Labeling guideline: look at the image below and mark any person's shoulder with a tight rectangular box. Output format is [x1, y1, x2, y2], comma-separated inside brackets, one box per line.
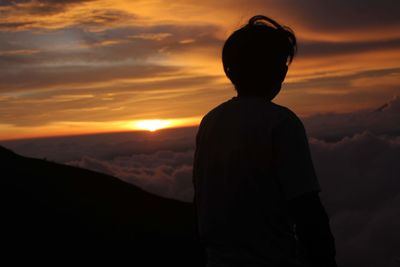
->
[270, 102, 305, 130]
[270, 102, 297, 119]
[201, 98, 234, 124]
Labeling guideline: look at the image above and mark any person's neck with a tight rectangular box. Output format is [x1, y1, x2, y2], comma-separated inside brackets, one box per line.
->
[236, 93, 267, 98]
[235, 83, 281, 100]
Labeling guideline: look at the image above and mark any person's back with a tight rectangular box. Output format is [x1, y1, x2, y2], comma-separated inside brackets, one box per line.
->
[192, 15, 337, 267]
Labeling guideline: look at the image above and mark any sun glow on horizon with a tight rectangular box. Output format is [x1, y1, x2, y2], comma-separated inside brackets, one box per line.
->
[0, 117, 202, 141]
[133, 119, 172, 132]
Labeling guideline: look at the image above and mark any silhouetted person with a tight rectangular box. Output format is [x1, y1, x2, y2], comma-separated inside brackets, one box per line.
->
[192, 15, 337, 267]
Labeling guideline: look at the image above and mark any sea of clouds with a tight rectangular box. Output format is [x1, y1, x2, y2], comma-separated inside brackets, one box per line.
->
[2, 96, 400, 267]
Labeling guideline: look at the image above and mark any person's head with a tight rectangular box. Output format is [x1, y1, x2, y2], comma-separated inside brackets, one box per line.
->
[222, 15, 297, 100]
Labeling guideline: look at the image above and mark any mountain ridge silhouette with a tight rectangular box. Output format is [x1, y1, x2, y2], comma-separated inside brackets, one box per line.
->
[0, 145, 205, 265]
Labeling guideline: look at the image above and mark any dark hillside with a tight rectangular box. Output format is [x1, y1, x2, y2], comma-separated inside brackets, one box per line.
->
[0, 146, 205, 265]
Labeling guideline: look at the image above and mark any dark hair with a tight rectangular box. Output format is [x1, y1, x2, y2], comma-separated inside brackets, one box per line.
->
[222, 15, 297, 96]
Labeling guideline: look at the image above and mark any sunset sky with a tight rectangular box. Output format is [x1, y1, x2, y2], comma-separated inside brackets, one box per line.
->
[1, 0, 399, 140]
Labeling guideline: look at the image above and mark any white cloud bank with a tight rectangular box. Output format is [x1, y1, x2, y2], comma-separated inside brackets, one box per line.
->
[310, 132, 400, 267]
[68, 149, 195, 202]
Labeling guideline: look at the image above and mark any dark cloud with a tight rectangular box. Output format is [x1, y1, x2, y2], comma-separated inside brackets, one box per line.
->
[0, 21, 222, 73]
[299, 38, 400, 58]
[0, 2, 134, 32]
[38, 0, 94, 3]
[70, 9, 138, 31]
[0, 0, 92, 5]
[0, 0, 31, 6]
[204, 0, 400, 32]
[0, 0, 95, 15]
[175, 0, 400, 33]
[0, 21, 34, 30]
[280, 0, 400, 31]
[0, 22, 222, 65]
[0, 64, 180, 92]
[285, 68, 400, 91]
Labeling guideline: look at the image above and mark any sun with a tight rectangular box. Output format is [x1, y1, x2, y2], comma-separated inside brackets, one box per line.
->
[134, 119, 171, 132]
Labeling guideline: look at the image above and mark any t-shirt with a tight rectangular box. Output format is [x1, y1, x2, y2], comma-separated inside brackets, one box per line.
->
[192, 96, 321, 266]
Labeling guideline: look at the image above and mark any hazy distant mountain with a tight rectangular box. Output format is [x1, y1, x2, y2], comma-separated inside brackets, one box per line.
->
[0, 145, 205, 265]
[303, 95, 400, 141]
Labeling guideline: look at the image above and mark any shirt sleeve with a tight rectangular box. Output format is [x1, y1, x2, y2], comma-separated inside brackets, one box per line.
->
[272, 110, 321, 201]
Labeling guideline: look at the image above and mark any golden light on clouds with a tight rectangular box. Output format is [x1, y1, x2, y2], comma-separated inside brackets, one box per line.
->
[0, 0, 399, 140]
